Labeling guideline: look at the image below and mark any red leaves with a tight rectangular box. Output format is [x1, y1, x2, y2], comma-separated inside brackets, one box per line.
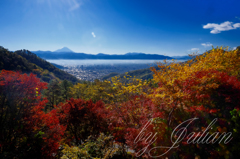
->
[0, 70, 47, 102]
[56, 98, 109, 146]
[209, 109, 218, 113]
[1, 66, 240, 158]
[28, 101, 65, 156]
[0, 70, 64, 158]
[177, 70, 240, 114]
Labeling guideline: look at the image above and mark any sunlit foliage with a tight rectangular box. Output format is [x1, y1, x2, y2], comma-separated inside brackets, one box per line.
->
[1, 47, 240, 158]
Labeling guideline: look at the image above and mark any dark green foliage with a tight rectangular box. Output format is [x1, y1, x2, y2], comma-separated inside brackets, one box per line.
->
[0, 48, 33, 72]
[15, 49, 79, 83]
[43, 79, 74, 110]
[60, 80, 73, 101]
[44, 79, 63, 109]
[101, 72, 120, 80]
[0, 46, 80, 83]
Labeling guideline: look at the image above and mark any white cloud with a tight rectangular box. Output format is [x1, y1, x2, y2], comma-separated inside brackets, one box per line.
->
[91, 32, 96, 38]
[233, 47, 237, 50]
[233, 23, 240, 28]
[191, 48, 199, 51]
[203, 21, 240, 34]
[201, 42, 213, 47]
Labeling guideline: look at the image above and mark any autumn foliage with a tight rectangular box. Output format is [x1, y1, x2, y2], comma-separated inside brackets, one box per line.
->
[1, 47, 240, 158]
[0, 70, 64, 158]
[56, 98, 109, 146]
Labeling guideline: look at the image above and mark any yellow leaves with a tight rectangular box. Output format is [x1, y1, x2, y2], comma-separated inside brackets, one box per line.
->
[107, 75, 151, 104]
[150, 47, 240, 109]
[61, 134, 119, 159]
[107, 93, 114, 98]
[61, 144, 88, 159]
[155, 93, 166, 98]
[36, 87, 39, 96]
[206, 83, 219, 89]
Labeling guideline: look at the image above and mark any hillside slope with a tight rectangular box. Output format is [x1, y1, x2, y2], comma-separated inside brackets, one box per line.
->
[0, 46, 79, 83]
[101, 66, 159, 81]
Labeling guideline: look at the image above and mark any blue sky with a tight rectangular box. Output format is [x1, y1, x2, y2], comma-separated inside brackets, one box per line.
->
[0, 0, 240, 56]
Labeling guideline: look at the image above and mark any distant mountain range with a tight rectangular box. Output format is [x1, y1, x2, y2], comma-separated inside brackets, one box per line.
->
[32, 47, 191, 60]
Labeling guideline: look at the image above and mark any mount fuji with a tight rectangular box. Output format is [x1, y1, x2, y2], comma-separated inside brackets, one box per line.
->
[54, 47, 74, 53]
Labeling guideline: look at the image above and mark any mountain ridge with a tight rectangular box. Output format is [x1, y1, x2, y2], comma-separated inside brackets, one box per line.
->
[32, 49, 191, 60]
[32, 50, 174, 60]
[0, 47, 80, 83]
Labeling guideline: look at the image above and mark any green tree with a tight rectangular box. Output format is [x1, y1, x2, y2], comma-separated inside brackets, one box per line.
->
[44, 79, 62, 110]
[60, 80, 73, 101]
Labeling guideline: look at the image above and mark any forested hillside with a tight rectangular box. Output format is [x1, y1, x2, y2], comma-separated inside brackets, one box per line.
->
[1, 46, 240, 159]
[0, 46, 79, 83]
[101, 66, 157, 81]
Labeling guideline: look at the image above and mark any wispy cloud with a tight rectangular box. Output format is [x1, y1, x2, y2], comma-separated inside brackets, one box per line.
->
[236, 16, 240, 20]
[37, 0, 81, 12]
[190, 48, 199, 51]
[203, 21, 240, 34]
[201, 42, 212, 47]
[188, 48, 200, 52]
[233, 47, 237, 50]
[69, 0, 81, 11]
[91, 32, 96, 38]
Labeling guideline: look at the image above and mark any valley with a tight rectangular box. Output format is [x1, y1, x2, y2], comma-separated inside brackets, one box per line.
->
[48, 59, 187, 81]
[59, 63, 157, 81]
